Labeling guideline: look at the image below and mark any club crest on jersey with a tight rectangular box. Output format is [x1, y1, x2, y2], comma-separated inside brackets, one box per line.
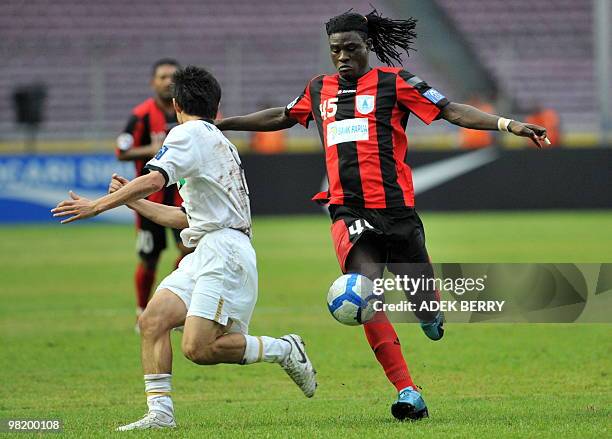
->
[356, 95, 374, 114]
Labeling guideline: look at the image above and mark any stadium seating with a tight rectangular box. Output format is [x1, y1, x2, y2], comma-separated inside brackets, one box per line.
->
[0, 0, 452, 140]
[436, 0, 602, 132]
[1, 0, 601, 140]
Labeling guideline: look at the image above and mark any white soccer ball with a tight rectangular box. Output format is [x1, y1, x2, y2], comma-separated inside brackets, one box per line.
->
[327, 273, 376, 326]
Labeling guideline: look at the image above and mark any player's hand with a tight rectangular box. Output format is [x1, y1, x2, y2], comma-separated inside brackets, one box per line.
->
[51, 191, 100, 224]
[108, 173, 130, 194]
[508, 121, 549, 148]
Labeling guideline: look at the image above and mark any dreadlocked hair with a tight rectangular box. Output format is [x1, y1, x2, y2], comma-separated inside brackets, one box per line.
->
[325, 8, 417, 66]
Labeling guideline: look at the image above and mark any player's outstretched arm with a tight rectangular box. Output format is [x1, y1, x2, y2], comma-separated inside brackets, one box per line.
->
[108, 174, 188, 229]
[51, 171, 165, 224]
[216, 107, 297, 132]
[116, 133, 165, 161]
[116, 146, 159, 161]
[440, 102, 549, 148]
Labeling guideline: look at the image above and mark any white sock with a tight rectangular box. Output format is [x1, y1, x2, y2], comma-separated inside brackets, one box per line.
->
[242, 335, 291, 364]
[144, 373, 174, 418]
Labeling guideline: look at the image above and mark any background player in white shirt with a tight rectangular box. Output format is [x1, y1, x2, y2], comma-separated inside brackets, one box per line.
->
[52, 66, 317, 430]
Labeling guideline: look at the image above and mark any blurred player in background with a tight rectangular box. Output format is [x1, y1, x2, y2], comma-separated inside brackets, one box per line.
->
[217, 9, 548, 421]
[53, 66, 317, 430]
[116, 58, 193, 322]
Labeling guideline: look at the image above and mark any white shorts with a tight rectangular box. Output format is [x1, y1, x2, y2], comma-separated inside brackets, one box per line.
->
[156, 228, 257, 335]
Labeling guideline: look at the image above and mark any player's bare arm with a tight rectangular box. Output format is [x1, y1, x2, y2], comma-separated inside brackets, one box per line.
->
[440, 102, 549, 148]
[108, 174, 188, 229]
[215, 107, 297, 131]
[51, 171, 166, 224]
[116, 145, 158, 161]
[116, 133, 165, 161]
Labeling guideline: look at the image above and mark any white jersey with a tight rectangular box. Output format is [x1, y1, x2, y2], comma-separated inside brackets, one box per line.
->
[145, 119, 251, 247]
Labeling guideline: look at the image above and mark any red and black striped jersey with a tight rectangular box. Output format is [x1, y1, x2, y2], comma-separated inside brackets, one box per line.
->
[117, 98, 178, 177]
[285, 67, 449, 208]
[116, 97, 180, 205]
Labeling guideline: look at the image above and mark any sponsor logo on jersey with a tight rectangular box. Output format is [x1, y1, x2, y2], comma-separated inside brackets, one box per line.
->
[423, 88, 445, 104]
[355, 95, 375, 114]
[327, 118, 369, 146]
[337, 89, 357, 95]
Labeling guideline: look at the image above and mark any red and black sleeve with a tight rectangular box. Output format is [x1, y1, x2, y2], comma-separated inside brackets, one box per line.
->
[116, 113, 143, 154]
[396, 70, 449, 125]
[284, 83, 313, 128]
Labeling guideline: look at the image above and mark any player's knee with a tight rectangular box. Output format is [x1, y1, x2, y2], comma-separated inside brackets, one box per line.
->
[182, 341, 218, 365]
[138, 310, 168, 337]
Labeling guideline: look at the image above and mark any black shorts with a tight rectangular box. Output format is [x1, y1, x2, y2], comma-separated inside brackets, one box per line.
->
[135, 214, 182, 259]
[329, 204, 429, 273]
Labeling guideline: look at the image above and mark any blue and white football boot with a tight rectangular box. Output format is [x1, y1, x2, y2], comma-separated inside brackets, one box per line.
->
[391, 386, 429, 420]
[420, 311, 444, 341]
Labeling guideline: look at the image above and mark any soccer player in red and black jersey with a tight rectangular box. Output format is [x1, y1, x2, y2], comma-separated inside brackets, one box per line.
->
[116, 59, 193, 322]
[217, 10, 548, 420]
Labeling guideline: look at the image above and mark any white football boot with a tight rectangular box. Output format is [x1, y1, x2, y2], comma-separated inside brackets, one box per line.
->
[279, 334, 317, 398]
[116, 411, 176, 431]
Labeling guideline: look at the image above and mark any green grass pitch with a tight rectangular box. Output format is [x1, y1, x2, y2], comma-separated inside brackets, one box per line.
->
[0, 211, 610, 438]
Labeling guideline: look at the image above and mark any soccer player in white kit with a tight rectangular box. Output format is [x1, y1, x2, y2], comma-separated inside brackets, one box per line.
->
[52, 66, 317, 430]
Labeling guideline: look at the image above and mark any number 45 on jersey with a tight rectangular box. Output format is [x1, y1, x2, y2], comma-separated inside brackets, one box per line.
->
[320, 98, 338, 121]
